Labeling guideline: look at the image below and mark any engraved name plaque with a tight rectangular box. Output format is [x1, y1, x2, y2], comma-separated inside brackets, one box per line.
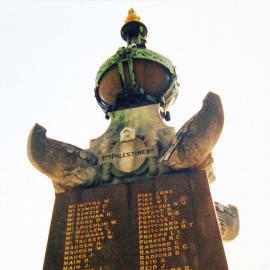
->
[43, 171, 228, 270]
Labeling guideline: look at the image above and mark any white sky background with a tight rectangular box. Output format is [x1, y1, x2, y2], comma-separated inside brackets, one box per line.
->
[0, 0, 270, 269]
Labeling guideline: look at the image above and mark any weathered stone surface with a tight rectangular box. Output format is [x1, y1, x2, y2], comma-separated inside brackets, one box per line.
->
[27, 124, 98, 193]
[43, 171, 228, 270]
[28, 93, 223, 193]
[28, 9, 239, 270]
[215, 202, 240, 241]
[161, 92, 224, 174]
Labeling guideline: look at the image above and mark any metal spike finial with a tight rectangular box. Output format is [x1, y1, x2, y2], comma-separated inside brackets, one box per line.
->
[121, 8, 147, 47]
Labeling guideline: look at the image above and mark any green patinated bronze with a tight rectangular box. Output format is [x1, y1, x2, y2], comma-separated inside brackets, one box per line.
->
[27, 10, 239, 243]
[95, 47, 176, 85]
[95, 47, 179, 113]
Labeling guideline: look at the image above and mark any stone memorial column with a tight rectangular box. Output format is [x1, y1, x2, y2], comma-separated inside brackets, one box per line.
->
[28, 8, 239, 270]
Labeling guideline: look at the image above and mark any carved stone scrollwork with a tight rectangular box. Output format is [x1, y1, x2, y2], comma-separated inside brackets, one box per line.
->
[215, 202, 240, 241]
[27, 92, 224, 192]
[160, 92, 224, 178]
[27, 124, 98, 193]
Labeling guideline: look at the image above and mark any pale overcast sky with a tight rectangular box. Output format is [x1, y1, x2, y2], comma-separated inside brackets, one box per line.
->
[1, 0, 270, 269]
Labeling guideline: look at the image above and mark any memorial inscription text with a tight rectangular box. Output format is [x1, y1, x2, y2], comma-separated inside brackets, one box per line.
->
[44, 172, 227, 270]
[137, 189, 194, 270]
[63, 199, 118, 270]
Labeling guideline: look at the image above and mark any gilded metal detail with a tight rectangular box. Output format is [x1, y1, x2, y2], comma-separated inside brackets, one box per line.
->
[27, 9, 239, 245]
[125, 8, 141, 23]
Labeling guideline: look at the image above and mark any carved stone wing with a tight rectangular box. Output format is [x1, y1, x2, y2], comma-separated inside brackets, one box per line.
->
[215, 202, 240, 241]
[27, 124, 97, 192]
[160, 91, 224, 174]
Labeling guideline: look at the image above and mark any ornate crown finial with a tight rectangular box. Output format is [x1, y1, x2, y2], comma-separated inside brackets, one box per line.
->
[125, 8, 141, 23]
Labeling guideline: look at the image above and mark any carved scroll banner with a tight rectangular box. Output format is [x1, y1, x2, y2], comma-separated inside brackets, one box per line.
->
[43, 171, 228, 270]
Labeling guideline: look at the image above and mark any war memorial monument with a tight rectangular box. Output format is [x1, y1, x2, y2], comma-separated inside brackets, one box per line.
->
[28, 9, 239, 270]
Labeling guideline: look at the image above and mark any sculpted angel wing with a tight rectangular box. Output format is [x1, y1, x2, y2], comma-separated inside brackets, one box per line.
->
[27, 124, 97, 192]
[160, 91, 224, 175]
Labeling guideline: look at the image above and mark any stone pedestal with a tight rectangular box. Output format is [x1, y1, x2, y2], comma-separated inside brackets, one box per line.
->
[43, 171, 228, 270]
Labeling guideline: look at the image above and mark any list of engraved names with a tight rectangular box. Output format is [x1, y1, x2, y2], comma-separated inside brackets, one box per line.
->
[63, 199, 118, 270]
[137, 189, 194, 270]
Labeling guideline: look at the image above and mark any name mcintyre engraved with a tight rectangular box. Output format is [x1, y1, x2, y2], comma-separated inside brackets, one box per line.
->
[63, 200, 118, 270]
[43, 172, 227, 270]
